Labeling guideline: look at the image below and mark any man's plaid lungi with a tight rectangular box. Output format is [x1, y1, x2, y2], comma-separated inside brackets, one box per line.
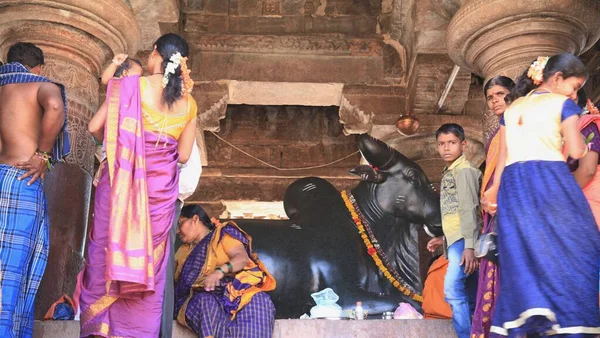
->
[0, 164, 49, 338]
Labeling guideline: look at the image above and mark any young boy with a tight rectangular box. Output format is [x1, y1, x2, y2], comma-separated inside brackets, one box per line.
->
[100, 53, 143, 86]
[428, 123, 481, 338]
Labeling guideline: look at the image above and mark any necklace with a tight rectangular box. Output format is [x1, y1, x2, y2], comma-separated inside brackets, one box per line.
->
[341, 190, 423, 302]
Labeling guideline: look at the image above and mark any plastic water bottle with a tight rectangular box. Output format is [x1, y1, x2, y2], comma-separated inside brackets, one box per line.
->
[355, 301, 364, 320]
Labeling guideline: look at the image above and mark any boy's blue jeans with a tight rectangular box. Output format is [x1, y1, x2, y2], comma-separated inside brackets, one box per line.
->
[444, 239, 478, 338]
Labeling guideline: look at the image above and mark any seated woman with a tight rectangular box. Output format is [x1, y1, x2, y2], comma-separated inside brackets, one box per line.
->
[174, 205, 276, 338]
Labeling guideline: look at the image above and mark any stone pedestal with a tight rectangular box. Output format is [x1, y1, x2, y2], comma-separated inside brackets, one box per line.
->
[0, 0, 140, 318]
[445, 0, 600, 144]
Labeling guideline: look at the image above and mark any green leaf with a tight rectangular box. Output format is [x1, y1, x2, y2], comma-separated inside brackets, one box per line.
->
[586, 132, 595, 144]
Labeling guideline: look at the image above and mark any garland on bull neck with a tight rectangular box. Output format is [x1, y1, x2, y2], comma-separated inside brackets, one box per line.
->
[341, 190, 423, 302]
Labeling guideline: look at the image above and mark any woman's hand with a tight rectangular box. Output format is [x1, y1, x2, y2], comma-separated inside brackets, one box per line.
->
[204, 269, 224, 292]
[481, 185, 499, 215]
[112, 53, 128, 66]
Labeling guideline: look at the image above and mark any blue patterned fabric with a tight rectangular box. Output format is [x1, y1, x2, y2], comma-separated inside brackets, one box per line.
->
[491, 161, 600, 337]
[0, 165, 50, 338]
[0, 62, 70, 163]
[185, 291, 275, 338]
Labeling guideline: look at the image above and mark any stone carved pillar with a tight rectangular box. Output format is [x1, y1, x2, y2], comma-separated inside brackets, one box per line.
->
[0, 0, 140, 317]
[445, 0, 600, 144]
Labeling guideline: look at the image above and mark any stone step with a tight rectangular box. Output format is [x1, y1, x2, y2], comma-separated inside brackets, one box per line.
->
[34, 319, 456, 338]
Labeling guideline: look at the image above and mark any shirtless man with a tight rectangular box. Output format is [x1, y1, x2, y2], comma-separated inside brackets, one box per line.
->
[0, 42, 68, 338]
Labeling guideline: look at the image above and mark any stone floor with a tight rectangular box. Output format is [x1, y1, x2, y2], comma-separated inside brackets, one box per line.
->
[34, 319, 456, 338]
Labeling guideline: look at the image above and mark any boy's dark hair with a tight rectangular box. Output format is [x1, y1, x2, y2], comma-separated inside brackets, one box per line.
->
[510, 53, 588, 102]
[436, 123, 465, 142]
[114, 58, 142, 78]
[7, 42, 44, 68]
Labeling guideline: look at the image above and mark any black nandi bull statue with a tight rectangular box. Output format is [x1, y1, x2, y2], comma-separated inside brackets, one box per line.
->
[240, 135, 443, 318]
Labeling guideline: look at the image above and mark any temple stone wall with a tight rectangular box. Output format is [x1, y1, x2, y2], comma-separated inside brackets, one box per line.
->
[0, 0, 599, 320]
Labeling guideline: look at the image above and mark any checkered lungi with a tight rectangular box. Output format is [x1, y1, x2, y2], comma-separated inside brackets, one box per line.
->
[0, 164, 49, 338]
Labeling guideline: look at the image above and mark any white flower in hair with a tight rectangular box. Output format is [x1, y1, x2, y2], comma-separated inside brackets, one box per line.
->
[162, 52, 183, 88]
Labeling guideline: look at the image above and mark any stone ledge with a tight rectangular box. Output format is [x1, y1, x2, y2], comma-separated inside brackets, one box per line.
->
[34, 319, 456, 338]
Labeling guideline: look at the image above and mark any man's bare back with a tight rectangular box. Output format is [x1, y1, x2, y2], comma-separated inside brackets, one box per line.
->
[0, 81, 64, 183]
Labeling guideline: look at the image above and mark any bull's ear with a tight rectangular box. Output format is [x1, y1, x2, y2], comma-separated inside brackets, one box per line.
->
[358, 134, 394, 169]
[358, 134, 411, 170]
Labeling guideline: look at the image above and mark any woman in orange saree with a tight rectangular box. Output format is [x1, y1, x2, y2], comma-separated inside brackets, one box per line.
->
[470, 76, 514, 338]
[77, 33, 198, 338]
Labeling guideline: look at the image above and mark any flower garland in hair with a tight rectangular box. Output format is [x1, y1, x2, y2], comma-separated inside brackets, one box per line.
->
[527, 56, 549, 85]
[180, 56, 194, 95]
[163, 52, 182, 88]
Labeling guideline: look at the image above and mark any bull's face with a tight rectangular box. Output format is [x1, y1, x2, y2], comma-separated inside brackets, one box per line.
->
[352, 135, 442, 236]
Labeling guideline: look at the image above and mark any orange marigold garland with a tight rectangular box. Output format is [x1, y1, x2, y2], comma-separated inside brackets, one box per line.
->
[341, 190, 423, 302]
[180, 56, 194, 95]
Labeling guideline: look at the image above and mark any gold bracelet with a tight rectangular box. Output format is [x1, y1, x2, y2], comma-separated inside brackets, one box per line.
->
[35, 150, 53, 170]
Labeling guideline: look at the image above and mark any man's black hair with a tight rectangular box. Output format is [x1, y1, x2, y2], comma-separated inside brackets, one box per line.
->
[7, 42, 44, 68]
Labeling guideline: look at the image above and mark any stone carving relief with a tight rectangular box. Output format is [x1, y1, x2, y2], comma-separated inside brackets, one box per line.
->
[432, 0, 465, 20]
[304, 0, 317, 16]
[42, 58, 99, 173]
[43, 60, 99, 113]
[382, 34, 407, 80]
[199, 94, 229, 132]
[194, 34, 383, 56]
[338, 96, 374, 135]
[64, 103, 96, 175]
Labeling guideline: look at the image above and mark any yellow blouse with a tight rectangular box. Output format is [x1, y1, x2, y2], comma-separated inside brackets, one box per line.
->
[503, 92, 574, 166]
[140, 77, 197, 140]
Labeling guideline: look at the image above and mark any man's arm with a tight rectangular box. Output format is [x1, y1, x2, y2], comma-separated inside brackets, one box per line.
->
[455, 167, 481, 250]
[15, 82, 65, 185]
[37, 82, 65, 153]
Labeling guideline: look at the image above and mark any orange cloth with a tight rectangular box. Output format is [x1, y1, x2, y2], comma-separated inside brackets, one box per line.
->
[422, 256, 452, 319]
[481, 130, 500, 198]
[577, 114, 600, 230]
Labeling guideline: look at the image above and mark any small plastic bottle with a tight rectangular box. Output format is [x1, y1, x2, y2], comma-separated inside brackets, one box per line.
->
[355, 301, 364, 320]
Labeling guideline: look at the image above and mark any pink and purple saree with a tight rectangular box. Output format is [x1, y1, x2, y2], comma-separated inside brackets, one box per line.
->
[77, 76, 180, 337]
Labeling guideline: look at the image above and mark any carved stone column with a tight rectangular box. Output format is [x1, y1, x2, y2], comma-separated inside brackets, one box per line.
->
[0, 0, 140, 317]
[445, 0, 600, 144]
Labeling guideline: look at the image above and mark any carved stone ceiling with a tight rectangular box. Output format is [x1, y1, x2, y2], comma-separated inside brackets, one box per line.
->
[121, 0, 492, 208]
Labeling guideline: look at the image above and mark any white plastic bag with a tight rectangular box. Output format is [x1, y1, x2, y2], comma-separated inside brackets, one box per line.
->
[393, 302, 423, 319]
[309, 288, 344, 319]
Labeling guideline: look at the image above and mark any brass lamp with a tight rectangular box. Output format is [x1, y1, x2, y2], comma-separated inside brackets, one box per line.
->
[395, 113, 420, 136]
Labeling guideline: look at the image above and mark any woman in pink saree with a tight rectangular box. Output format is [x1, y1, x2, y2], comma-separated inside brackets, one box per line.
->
[78, 33, 198, 338]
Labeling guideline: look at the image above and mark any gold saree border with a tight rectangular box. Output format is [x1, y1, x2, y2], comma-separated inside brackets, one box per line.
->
[106, 80, 121, 186]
